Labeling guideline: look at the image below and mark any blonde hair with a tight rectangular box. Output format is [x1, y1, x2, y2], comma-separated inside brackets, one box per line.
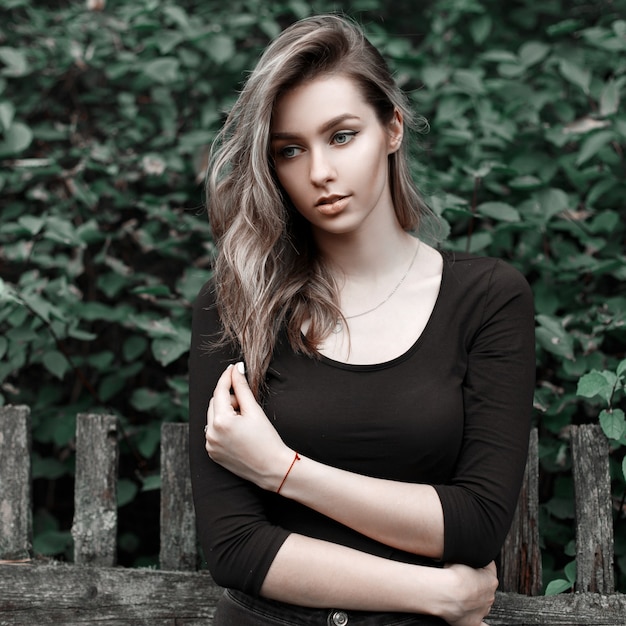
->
[206, 14, 429, 397]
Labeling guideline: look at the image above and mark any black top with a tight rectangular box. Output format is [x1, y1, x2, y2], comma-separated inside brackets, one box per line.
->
[188, 252, 535, 596]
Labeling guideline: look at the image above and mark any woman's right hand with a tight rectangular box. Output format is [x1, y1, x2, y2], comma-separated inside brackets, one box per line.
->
[436, 561, 498, 626]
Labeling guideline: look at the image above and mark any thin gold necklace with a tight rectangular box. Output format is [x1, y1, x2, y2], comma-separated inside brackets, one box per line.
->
[333, 240, 420, 334]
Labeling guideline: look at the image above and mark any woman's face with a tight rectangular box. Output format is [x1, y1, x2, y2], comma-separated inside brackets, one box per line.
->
[270, 74, 402, 241]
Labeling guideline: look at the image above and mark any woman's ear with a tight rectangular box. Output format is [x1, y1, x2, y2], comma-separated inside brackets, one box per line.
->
[387, 109, 404, 154]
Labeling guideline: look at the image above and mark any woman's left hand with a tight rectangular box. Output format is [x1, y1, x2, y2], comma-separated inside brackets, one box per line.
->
[205, 363, 294, 491]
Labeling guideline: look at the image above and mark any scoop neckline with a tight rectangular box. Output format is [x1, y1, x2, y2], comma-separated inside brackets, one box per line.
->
[316, 251, 448, 372]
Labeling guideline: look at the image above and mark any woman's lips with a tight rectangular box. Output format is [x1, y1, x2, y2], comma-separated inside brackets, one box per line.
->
[316, 195, 350, 215]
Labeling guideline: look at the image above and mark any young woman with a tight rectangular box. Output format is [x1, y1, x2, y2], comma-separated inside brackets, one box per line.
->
[189, 14, 535, 626]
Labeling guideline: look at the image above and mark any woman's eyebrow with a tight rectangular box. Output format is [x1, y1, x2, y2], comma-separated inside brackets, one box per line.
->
[271, 113, 361, 141]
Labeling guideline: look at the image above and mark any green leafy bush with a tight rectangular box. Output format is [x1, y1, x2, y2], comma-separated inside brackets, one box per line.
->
[1, 0, 625, 585]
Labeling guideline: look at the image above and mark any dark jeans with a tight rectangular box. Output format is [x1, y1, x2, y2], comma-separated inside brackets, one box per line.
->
[213, 589, 447, 625]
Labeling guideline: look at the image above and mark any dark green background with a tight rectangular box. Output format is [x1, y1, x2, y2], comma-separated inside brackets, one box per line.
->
[1, 0, 624, 594]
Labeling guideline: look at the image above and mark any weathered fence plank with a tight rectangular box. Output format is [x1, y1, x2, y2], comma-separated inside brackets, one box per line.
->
[489, 591, 626, 625]
[0, 405, 32, 560]
[72, 413, 118, 566]
[0, 561, 221, 625]
[571, 424, 614, 593]
[160, 422, 197, 571]
[2, 562, 626, 626]
[501, 428, 541, 595]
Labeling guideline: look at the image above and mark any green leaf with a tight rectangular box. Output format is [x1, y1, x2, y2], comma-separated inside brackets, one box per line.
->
[136, 423, 161, 458]
[547, 19, 583, 36]
[536, 315, 574, 360]
[545, 578, 573, 596]
[143, 58, 181, 84]
[421, 65, 450, 90]
[87, 351, 114, 369]
[469, 14, 492, 45]
[117, 479, 138, 507]
[617, 360, 626, 379]
[0, 122, 33, 157]
[43, 216, 82, 246]
[131, 388, 162, 411]
[162, 5, 189, 29]
[19, 292, 53, 323]
[0, 100, 15, 131]
[564, 561, 577, 584]
[18, 215, 45, 235]
[575, 130, 614, 166]
[599, 79, 621, 117]
[435, 96, 471, 123]
[519, 41, 549, 67]
[206, 34, 235, 65]
[622, 457, 626, 483]
[141, 474, 161, 492]
[0, 47, 29, 77]
[0, 278, 19, 304]
[32, 454, 68, 480]
[588, 210, 619, 234]
[42, 350, 70, 380]
[152, 335, 189, 366]
[599, 408, 626, 441]
[33, 530, 72, 556]
[131, 315, 178, 339]
[451, 232, 493, 253]
[577, 370, 617, 404]
[123, 335, 148, 361]
[453, 69, 484, 95]
[154, 31, 185, 55]
[131, 284, 172, 297]
[476, 202, 520, 222]
[99, 373, 126, 402]
[481, 50, 518, 63]
[497, 62, 525, 78]
[177, 268, 210, 302]
[534, 188, 569, 221]
[559, 59, 591, 94]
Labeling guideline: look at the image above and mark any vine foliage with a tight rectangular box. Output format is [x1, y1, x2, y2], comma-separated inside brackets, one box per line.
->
[0, 0, 624, 588]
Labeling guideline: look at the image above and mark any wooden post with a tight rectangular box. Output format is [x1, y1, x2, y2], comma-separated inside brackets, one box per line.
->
[500, 427, 542, 595]
[160, 423, 197, 571]
[72, 413, 118, 566]
[571, 424, 614, 593]
[0, 405, 32, 560]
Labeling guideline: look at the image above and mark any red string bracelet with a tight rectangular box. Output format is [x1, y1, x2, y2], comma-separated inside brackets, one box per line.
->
[276, 451, 300, 494]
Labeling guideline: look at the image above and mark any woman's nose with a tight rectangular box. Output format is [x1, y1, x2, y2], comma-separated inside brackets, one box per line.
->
[309, 148, 336, 186]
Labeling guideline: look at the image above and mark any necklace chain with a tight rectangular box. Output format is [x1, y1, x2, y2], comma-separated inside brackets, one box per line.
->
[333, 240, 420, 333]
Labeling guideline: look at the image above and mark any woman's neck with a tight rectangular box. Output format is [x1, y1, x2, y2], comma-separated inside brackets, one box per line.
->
[316, 225, 417, 289]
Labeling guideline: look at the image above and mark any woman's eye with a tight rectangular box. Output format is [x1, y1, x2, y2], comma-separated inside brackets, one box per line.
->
[279, 146, 302, 159]
[333, 131, 357, 145]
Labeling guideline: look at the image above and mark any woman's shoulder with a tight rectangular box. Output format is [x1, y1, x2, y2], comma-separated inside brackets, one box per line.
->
[442, 250, 530, 288]
[191, 276, 222, 334]
[440, 250, 533, 318]
[193, 276, 217, 310]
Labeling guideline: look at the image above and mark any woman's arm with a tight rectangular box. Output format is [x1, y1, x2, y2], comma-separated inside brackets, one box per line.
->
[207, 363, 445, 559]
[261, 534, 497, 626]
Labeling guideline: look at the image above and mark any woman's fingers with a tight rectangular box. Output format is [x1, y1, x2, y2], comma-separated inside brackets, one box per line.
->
[211, 363, 236, 415]
[230, 362, 256, 412]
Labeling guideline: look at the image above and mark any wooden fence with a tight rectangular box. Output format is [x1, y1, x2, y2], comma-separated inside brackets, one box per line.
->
[1, 404, 625, 625]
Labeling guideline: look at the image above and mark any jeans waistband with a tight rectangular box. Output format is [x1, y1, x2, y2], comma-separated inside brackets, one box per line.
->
[224, 589, 444, 625]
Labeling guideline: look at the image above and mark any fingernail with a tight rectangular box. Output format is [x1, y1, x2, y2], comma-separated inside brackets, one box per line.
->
[236, 362, 245, 375]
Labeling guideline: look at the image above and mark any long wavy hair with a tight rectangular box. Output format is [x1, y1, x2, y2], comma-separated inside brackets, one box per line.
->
[206, 14, 429, 397]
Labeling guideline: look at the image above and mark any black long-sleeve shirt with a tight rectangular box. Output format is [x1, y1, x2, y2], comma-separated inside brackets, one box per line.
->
[188, 252, 535, 595]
